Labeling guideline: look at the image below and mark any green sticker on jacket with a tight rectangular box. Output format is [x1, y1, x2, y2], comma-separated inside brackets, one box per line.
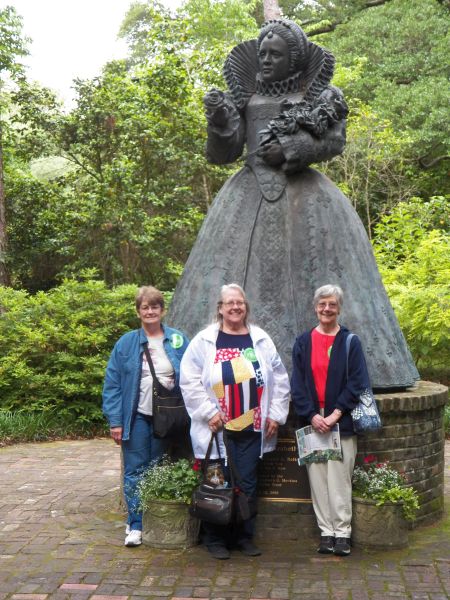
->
[243, 347, 257, 362]
[170, 333, 184, 349]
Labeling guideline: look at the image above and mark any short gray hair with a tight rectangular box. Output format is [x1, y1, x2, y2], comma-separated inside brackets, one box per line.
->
[215, 283, 250, 327]
[313, 284, 344, 308]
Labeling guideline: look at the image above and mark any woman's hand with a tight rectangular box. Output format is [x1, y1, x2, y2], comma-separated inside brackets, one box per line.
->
[110, 426, 123, 445]
[265, 417, 279, 439]
[311, 414, 330, 434]
[208, 411, 226, 433]
[324, 409, 342, 428]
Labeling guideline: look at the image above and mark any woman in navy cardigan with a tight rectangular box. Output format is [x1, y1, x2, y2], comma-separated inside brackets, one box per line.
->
[291, 284, 371, 556]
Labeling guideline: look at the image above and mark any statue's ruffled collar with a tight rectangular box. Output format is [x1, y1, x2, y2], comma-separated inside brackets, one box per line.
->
[223, 38, 335, 109]
[255, 71, 303, 97]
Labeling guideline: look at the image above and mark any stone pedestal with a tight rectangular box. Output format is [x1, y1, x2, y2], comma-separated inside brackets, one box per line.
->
[255, 381, 448, 539]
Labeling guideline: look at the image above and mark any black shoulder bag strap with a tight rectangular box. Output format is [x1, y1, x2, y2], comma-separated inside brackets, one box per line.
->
[203, 432, 236, 490]
[143, 343, 165, 399]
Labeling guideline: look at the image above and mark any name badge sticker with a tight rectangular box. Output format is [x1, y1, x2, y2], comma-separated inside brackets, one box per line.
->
[170, 333, 184, 349]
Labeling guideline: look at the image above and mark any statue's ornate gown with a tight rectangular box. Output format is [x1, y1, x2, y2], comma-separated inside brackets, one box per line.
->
[169, 39, 419, 388]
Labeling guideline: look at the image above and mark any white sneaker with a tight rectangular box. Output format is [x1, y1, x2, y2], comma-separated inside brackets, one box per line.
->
[125, 524, 131, 535]
[125, 529, 142, 547]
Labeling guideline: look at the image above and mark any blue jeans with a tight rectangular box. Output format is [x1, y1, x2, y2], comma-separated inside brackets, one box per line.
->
[202, 430, 261, 547]
[122, 412, 166, 531]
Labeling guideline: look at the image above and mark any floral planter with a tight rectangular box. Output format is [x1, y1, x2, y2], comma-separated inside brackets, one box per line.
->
[142, 498, 200, 549]
[352, 496, 409, 549]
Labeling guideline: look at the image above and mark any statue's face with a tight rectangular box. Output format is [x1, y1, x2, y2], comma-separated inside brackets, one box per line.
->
[258, 33, 290, 82]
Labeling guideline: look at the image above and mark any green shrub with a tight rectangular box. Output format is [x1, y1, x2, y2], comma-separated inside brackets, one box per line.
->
[373, 197, 450, 372]
[379, 231, 450, 370]
[0, 274, 139, 422]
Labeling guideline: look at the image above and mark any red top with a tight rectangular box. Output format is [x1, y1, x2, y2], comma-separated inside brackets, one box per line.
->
[311, 328, 336, 409]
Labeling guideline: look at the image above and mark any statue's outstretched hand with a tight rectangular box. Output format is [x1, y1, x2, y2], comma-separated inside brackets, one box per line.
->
[258, 142, 285, 166]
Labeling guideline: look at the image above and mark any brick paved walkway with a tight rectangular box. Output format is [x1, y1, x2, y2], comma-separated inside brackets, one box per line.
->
[0, 439, 449, 600]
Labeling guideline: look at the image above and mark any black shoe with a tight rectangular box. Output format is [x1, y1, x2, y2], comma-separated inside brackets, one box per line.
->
[206, 544, 230, 560]
[238, 540, 262, 556]
[334, 537, 351, 556]
[317, 535, 335, 554]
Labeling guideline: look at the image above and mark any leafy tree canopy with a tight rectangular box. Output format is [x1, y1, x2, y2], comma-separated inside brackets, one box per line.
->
[3, 0, 449, 294]
[0, 5, 29, 79]
[329, 0, 449, 169]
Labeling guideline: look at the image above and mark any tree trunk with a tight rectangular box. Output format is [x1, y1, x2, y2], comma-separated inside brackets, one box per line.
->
[0, 121, 10, 286]
[263, 0, 282, 20]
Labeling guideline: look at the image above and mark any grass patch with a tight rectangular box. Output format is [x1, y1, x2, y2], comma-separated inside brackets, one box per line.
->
[0, 410, 108, 446]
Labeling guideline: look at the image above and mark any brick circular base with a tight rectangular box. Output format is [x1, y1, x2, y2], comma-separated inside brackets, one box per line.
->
[256, 381, 448, 540]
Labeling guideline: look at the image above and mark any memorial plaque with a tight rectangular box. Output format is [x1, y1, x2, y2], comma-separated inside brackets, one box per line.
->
[258, 436, 311, 501]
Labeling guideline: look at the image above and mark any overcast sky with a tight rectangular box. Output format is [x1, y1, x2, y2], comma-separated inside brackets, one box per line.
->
[2, 0, 182, 107]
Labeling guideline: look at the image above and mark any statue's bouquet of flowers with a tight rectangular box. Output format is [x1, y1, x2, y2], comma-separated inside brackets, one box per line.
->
[352, 455, 420, 521]
[259, 86, 349, 147]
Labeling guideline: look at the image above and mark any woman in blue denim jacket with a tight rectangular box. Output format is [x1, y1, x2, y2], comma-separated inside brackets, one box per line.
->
[102, 286, 189, 547]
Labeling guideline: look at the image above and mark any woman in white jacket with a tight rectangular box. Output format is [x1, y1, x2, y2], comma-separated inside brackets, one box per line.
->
[180, 283, 290, 559]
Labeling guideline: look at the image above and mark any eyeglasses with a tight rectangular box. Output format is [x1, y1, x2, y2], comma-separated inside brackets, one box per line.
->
[139, 304, 161, 311]
[221, 300, 245, 307]
[317, 302, 338, 309]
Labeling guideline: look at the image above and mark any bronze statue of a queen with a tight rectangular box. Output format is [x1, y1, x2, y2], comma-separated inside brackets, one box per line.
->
[169, 19, 418, 389]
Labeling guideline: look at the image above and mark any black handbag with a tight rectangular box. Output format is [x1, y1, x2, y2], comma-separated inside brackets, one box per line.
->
[189, 433, 234, 525]
[189, 432, 257, 525]
[143, 344, 190, 440]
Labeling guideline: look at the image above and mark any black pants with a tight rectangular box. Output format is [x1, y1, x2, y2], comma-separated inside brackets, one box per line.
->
[202, 430, 260, 547]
